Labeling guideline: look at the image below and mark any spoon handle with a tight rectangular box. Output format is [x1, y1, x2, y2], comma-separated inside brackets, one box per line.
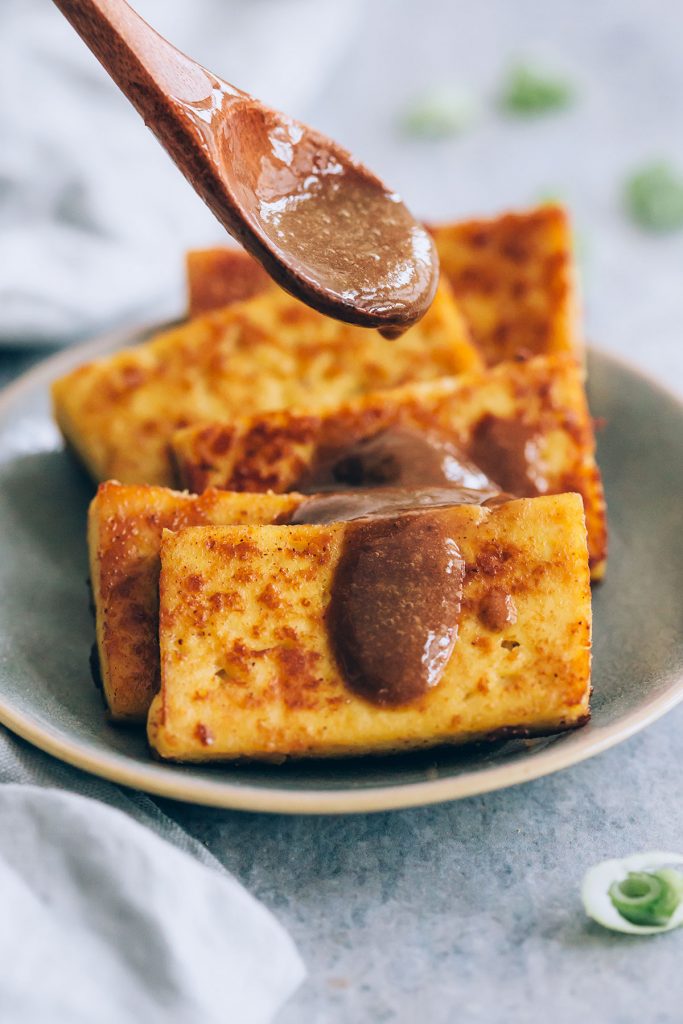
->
[51, 0, 213, 110]
[51, 0, 248, 244]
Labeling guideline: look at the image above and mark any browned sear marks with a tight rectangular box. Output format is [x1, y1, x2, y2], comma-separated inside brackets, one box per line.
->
[194, 723, 215, 746]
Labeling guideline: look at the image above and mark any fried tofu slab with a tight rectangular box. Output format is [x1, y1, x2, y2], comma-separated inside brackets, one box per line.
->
[53, 281, 480, 487]
[148, 494, 592, 762]
[88, 482, 303, 721]
[431, 204, 579, 365]
[186, 247, 271, 317]
[172, 353, 607, 578]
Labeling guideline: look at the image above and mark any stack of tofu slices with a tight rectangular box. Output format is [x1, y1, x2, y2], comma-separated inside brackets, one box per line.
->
[53, 204, 605, 763]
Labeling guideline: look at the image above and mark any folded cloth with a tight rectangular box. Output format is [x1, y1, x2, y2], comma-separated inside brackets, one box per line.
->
[0, 730, 305, 1023]
[0, 0, 359, 347]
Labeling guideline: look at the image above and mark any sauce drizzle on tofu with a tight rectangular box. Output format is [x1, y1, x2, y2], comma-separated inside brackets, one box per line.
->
[289, 426, 517, 706]
[468, 415, 547, 497]
[296, 425, 495, 494]
[327, 512, 465, 707]
[288, 486, 506, 525]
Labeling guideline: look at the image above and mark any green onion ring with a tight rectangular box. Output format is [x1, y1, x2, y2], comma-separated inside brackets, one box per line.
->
[582, 852, 683, 934]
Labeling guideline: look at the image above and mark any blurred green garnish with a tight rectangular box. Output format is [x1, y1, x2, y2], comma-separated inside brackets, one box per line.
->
[500, 64, 574, 116]
[535, 189, 565, 206]
[609, 870, 683, 927]
[583, 853, 683, 934]
[625, 162, 683, 231]
[401, 86, 478, 139]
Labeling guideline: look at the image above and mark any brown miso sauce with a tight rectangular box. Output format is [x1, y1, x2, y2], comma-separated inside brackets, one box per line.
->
[287, 426, 521, 707]
[469, 415, 548, 497]
[289, 486, 507, 526]
[296, 425, 497, 495]
[253, 166, 437, 332]
[478, 589, 518, 632]
[207, 103, 439, 334]
[327, 512, 465, 707]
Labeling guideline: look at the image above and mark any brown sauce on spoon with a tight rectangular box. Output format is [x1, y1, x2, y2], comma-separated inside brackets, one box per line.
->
[257, 169, 437, 341]
[193, 101, 439, 335]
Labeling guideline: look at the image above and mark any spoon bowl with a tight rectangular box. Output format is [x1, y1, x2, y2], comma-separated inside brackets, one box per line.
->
[219, 102, 439, 332]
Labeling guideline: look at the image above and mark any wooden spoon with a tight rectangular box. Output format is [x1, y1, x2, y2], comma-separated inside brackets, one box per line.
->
[51, 0, 439, 334]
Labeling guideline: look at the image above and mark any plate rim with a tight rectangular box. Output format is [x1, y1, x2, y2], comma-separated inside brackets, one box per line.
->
[1, 328, 682, 814]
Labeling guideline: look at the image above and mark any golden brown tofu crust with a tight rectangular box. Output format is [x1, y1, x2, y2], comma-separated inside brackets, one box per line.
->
[172, 353, 607, 577]
[88, 482, 304, 721]
[148, 495, 592, 762]
[431, 204, 579, 365]
[186, 247, 272, 318]
[53, 281, 481, 487]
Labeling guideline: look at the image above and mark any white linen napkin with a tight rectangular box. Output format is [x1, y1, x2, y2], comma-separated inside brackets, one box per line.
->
[0, 0, 360, 346]
[0, 773, 305, 1023]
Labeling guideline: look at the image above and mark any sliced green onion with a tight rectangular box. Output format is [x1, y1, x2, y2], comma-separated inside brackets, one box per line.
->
[401, 87, 478, 139]
[609, 871, 683, 926]
[583, 852, 683, 934]
[625, 162, 683, 232]
[499, 64, 574, 116]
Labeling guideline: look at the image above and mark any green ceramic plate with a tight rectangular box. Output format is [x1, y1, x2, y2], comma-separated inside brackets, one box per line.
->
[0, 329, 681, 813]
